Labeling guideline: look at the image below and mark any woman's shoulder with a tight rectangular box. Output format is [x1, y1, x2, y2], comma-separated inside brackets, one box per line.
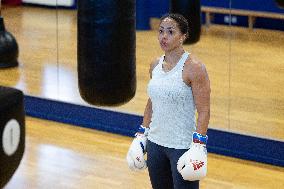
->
[185, 53, 203, 67]
[184, 53, 208, 80]
[150, 57, 160, 68]
[149, 57, 161, 77]
[186, 53, 206, 69]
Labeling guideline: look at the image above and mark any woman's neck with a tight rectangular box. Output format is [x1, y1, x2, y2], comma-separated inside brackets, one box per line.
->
[164, 47, 185, 65]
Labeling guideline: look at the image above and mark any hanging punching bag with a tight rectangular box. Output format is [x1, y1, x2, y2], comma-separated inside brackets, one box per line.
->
[170, 0, 201, 44]
[78, 0, 136, 106]
[0, 16, 19, 68]
[276, 0, 284, 8]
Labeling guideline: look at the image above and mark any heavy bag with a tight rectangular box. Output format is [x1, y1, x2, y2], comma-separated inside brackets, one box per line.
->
[0, 86, 25, 188]
[276, 0, 284, 8]
[78, 0, 136, 106]
[0, 17, 19, 68]
[2, 0, 22, 6]
[170, 0, 201, 44]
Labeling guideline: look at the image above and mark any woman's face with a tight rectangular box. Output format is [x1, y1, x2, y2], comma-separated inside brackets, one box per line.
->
[158, 18, 185, 52]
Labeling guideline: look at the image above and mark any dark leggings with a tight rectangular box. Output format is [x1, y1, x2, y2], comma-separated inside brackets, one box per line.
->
[147, 140, 199, 189]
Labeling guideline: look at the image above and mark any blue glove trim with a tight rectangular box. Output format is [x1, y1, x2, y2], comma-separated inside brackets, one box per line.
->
[137, 125, 146, 133]
[137, 125, 149, 136]
[193, 132, 208, 144]
[140, 142, 146, 154]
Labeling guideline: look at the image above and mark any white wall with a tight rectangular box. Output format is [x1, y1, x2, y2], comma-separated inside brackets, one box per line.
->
[22, 0, 75, 7]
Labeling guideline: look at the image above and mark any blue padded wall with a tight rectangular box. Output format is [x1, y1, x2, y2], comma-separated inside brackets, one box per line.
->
[136, 0, 284, 31]
[24, 95, 284, 167]
[201, 0, 284, 30]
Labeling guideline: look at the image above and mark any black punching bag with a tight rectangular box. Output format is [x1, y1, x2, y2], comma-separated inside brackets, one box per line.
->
[0, 16, 19, 68]
[170, 0, 201, 44]
[276, 0, 284, 8]
[0, 86, 25, 188]
[78, 0, 136, 106]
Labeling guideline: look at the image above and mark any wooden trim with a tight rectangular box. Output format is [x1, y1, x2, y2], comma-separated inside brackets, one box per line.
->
[205, 11, 211, 27]
[201, 6, 284, 29]
[248, 16, 256, 30]
[202, 6, 284, 19]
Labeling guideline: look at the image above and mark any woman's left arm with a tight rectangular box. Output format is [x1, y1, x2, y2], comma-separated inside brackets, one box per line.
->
[186, 58, 211, 136]
[177, 58, 210, 181]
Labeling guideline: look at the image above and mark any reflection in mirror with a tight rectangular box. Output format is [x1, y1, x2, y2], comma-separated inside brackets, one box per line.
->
[194, 0, 233, 135]
[55, 5, 79, 104]
[0, 16, 19, 68]
[0, 1, 283, 142]
[276, 0, 284, 8]
[229, 0, 284, 140]
[0, 3, 58, 98]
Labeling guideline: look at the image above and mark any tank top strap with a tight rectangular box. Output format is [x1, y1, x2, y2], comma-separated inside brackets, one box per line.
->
[151, 55, 164, 76]
[153, 52, 189, 76]
[176, 52, 190, 70]
[159, 54, 165, 64]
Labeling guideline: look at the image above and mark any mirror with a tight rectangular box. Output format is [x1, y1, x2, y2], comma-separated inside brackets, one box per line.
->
[228, 0, 284, 139]
[0, 0, 283, 142]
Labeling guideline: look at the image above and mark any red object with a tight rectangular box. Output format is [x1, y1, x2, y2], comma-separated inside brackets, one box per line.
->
[2, 0, 22, 6]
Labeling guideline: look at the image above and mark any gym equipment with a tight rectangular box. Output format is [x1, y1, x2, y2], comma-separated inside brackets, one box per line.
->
[177, 132, 208, 181]
[0, 16, 19, 68]
[276, 0, 284, 8]
[0, 86, 25, 188]
[78, 0, 136, 106]
[126, 125, 149, 171]
[170, 0, 201, 44]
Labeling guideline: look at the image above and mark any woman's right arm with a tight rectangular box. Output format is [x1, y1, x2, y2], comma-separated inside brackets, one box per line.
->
[141, 58, 159, 128]
[126, 59, 159, 170]
[142, 98, 152, 127]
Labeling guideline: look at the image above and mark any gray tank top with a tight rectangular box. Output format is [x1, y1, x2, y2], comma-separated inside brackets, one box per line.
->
[147, 52, 196, 149]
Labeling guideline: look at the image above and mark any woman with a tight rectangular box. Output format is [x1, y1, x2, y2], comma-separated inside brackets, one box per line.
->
[127, 13, 210, 189]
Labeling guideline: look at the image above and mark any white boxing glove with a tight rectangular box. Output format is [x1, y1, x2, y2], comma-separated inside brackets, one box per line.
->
[177, 132, 208, 181]
[126, 125, 149, 171]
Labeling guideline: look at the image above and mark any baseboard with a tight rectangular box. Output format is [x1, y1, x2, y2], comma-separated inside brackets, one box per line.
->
[24, 95, 284, 167]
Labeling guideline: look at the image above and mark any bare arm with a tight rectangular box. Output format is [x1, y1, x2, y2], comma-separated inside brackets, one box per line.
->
[142, 58, 159, 128]
[185, 58, 211, 135]
[142, 98, 152, 128]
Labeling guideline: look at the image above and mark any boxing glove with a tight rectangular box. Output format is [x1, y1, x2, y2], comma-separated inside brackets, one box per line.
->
[126, 125, 149, 171]
[177, 132, 208, 181]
